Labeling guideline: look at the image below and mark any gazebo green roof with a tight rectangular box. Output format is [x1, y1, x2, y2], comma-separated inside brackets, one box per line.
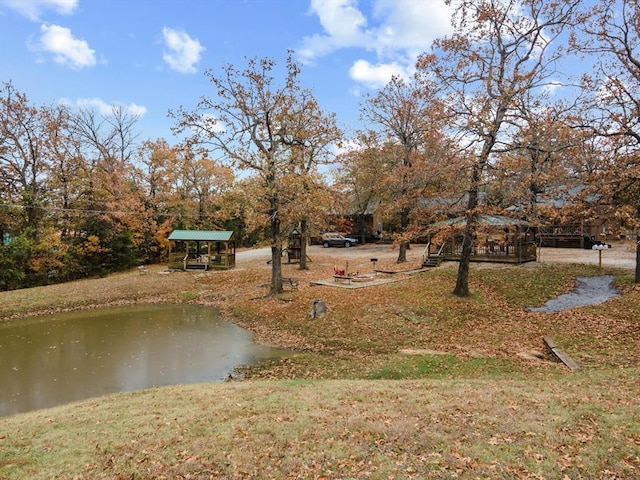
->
[168, 230, 234, 242]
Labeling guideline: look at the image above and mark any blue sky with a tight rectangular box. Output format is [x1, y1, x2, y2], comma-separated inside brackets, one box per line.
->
[0, 0, 454, 143]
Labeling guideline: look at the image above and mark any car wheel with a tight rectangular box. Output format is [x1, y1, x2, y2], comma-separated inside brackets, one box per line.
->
[323, 242, 330, 248]
[344, 241, 351, 247]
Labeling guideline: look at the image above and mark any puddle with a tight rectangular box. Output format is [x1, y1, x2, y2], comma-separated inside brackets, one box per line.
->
[527, 275, 619, 313]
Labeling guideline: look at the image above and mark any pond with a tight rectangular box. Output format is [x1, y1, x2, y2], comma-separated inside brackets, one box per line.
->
[0, 304, 289, 417]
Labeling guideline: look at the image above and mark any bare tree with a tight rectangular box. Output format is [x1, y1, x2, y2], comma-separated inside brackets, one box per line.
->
[579, 0, 640, 282]
[68, 105, 140, 215]
[172, 53, 338, 294]
[360, 76, 443, 263]
[0, 82, 49, 239]
[43, 103, 79, 239]
[418, 0, 582, 296]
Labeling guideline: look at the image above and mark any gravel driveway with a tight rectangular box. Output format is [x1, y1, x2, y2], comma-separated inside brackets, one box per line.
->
[238, 240, 637, 271]
[535, 241, 636, 270]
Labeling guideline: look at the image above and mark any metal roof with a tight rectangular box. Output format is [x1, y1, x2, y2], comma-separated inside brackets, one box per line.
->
[435, 215, 530, 227]
[168, 230, 234, 242]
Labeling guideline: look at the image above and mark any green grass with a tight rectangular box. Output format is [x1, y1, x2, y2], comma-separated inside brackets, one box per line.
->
[178, 289, 200, 301]
[368, 354, 530, 380]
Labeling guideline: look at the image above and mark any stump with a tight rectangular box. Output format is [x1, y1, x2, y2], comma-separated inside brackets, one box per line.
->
[310, 299, 328, 319]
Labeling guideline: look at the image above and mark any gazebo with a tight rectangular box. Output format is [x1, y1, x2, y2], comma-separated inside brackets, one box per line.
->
[425, 215, 537, 264]
[167, 230, 236, 270]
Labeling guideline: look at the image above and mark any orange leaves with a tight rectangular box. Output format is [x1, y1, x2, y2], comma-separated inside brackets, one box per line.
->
[80, 235, 109, 255]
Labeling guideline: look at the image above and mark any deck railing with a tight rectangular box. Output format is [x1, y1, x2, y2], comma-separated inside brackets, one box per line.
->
[168, 252, 236, 270]
[436, 241, 536, 263]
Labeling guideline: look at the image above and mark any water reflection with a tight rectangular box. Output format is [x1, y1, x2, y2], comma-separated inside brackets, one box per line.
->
[1, 305, 287, 417]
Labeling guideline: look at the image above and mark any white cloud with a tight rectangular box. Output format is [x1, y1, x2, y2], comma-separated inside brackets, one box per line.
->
[162, 27, 204, 74]
[62, 97, 147, 117]
[349, 59, 409, 89]
[299, 0, 372, 62]
[333, 137, 363, 156]
[36, 24, 96, 69]
[300, 0, 453, 90]
[200, 113, 226, 133]
[372, 0, 453, 56]
[0, 0, 77, 21]
[542, 80, 563, 95]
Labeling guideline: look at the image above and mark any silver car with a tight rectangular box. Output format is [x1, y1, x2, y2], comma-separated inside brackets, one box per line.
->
[321, 232, 359, 248]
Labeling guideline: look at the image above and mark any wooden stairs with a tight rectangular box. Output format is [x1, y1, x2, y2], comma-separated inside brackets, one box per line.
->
[422, 243, 444, 268]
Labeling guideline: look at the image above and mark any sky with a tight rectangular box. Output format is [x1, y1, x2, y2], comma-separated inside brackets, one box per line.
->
[0, 0, 455, 144]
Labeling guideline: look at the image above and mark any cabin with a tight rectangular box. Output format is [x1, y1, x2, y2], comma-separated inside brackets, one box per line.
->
[425, 215, 537, 265]
[534, 186, 611, 248]
[167, 230, 236, 270]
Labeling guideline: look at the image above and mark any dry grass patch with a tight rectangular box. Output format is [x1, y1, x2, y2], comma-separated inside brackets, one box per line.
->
[2, 371, 639, 479]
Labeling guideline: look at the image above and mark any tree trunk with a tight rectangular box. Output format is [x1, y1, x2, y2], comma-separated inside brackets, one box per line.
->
[269, 186, 283, 295]
[397, 207, 409, 263]
[398, 241, 409, 264]
[270, 243, 283, 294]
[453, 164, 481, 297]
[299, 218, 309, 270]
[453, 227, 473, 296]
[635, 230, 640, 283]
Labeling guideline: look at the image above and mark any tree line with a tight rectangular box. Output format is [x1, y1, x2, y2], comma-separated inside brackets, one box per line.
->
[0, 85, 241, 290]
[2, 0, 638, 293]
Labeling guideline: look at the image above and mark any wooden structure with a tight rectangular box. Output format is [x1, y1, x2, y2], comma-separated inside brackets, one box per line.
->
[537, 225, 587, 248]
[168, 230, 236, 270]
[425, 215, 537, 265]
[287, 228, 302, 263]
[543, 336, 581, 372]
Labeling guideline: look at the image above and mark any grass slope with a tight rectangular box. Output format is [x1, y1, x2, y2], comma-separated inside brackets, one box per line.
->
[2, 373, 639, 479]
[1, 246, 639, 478]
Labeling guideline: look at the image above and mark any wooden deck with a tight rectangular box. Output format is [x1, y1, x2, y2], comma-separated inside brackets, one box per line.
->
[436, 242, 537, 264]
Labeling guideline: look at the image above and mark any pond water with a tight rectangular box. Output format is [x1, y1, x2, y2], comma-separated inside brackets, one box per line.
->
[0, 304, 288, 417]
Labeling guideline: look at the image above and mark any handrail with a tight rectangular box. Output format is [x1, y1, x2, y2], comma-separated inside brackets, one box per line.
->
[422, 243, 430, 262]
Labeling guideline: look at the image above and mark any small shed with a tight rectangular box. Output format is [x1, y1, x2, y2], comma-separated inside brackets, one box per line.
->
[426, 215, 536, 264]
[168, 230, 236, 270]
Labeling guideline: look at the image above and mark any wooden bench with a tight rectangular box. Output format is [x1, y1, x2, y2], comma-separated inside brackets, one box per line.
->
[333, 275, 353, 284]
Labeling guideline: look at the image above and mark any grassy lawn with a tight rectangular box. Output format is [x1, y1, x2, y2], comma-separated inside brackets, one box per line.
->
[1, 248, 639, 479]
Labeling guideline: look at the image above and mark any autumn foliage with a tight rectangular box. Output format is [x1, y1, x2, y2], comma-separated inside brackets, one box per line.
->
[2, 0, 639, 291]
